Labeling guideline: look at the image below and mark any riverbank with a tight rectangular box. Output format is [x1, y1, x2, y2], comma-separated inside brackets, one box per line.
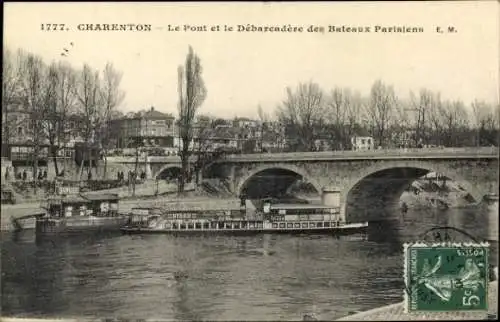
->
[0, 194, 240, 231]
[336, 280, 497, 321]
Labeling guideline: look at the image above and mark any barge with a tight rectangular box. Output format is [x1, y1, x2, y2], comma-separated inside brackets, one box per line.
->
[12, 192, 129, 235]
[121, 188, 368, 236]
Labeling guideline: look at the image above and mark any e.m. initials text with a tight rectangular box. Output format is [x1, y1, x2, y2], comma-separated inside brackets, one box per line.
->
[41, 24, 68, 31]
[436, 26, 457, 33]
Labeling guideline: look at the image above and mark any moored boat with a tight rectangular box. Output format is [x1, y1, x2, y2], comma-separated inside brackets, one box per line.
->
[121, 198, 368, 236]
[12, 192, 129, 235]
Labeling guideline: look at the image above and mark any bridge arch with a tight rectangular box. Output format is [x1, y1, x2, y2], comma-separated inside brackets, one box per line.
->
[237, 164, 323, 199]
[155, 165, 182, 180]
[342, 160, 485, 222]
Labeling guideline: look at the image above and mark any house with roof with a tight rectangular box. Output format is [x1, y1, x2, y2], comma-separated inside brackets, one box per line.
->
[111, 106, 176, 148]
[233, 117, 259, 129]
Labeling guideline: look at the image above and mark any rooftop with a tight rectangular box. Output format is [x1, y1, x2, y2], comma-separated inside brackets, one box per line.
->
[124, 107, 174, 120]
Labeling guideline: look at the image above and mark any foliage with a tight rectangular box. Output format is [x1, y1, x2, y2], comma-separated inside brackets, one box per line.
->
[2, 47, 125, 183]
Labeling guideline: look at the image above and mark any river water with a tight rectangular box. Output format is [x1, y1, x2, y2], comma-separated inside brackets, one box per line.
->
[1, 206, 498, 321]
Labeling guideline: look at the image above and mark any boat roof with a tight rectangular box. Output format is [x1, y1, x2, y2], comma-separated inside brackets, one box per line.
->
[81, 193, 119, 201]
[47, 193, 119, 204]
[47, 195, 89, 204]
[269, 203, 336, 210]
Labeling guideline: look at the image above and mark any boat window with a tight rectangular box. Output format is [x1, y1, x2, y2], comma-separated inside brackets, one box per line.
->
[294, 223, 300, 228]
[180, 224, 186, 229]
[331, 221, 336, 227]
[211, 222, 218, 229]
[195, 223, 202, 229]
[257, 222, 263, 228]
[317, 222, 323, 228]
[234, 223, 240, 229]
[309, 223, 315, 228]
[287, 223, 293, 228]
[249, 222, 255, 228]
[173, 223, 178, 229]
[324, 222, 330, 228]
[279, 223, 285, 228]
[241, 222, 247, 228]
[203, 223, 210, 229]
[272, 223, 278, 228]
[302, 223, 308, 228]
[188, 223, 194, 229]
[225, 223, 232, 229]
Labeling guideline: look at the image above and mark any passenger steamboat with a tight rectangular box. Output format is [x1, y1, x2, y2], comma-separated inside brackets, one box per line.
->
[121, 189, 368, 236]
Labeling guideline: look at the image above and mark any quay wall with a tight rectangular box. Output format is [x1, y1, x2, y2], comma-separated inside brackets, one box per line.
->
[336, 280, 497, 321]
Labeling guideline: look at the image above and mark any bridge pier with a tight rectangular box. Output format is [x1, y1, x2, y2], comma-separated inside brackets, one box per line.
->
[321, 187, 346, 223]
[486, 194, 499, 242]
[228, 165, 236, 194]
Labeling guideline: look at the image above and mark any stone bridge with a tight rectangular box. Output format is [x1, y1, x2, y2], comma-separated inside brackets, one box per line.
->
[108, 148, 498, 222]
[206, 148, 499, 222]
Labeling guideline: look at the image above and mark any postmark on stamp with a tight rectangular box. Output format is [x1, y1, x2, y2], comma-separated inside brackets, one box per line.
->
[404, 241, 489, 313]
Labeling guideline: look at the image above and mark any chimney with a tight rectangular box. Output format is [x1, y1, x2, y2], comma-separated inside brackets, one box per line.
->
[151, 106, 154, 111]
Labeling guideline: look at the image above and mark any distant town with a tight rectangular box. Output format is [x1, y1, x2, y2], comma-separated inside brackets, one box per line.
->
[1, 46, 499, 188]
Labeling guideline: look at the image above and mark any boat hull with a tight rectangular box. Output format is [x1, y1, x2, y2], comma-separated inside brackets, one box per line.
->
[121, 223, 368, 236]
[36, 216, 129, 235]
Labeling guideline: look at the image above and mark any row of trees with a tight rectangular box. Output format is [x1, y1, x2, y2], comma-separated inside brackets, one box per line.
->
[2, 48, 125, 187]
[276, 80, 499, 151]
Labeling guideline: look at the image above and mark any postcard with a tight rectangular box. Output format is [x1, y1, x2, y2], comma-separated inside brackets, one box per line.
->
[2, 1, 498, 321]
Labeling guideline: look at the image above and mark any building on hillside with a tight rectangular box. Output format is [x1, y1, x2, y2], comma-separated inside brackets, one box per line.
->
[351, 136, 374, 151]
[261, 131, 285, 152]
[207, 126, 240, 151]
[2, 101, 39, 146]
[233, 117, 258, 128]
[2, 103, 51, 178]
[314, 138, 332, 151]
[390, 129, 416, 148]
[112, 106, 176, 148]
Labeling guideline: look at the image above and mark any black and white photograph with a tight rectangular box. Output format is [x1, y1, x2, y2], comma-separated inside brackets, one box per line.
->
[1, 1, 499, 321]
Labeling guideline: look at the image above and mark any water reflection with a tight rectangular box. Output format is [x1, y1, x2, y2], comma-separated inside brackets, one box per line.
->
[1, 207, 497, 321]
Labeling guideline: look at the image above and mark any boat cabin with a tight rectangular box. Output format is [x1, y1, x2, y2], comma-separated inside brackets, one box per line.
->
[262, 203, 342, 223]
[43, 193, 120, 218]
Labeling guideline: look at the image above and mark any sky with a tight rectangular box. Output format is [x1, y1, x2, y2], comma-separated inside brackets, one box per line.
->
[4, 1, 499, 119]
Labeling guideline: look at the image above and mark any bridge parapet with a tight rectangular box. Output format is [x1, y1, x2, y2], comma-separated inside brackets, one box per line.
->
[105, 147, 498, 164]
[220, 147, 498, 163]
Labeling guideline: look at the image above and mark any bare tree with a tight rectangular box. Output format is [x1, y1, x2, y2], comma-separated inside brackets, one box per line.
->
[365, 80, 396, 147]
[42, 62, 78, 178]
[99, 62, 125, 180]
[407, 89, 436, 147]
[428, 95, 447, 147]
[343, 90, 365, 149]
[192, 117, 214, 186]
[2, 48, 24, 150]
[472, 101, 499, 146]
[439, 100, 469, 147]
[177, 46, 207, 194]
[75, 64, 103, 183]
[326, 87, 351, 150]
[277, 82, 325, 151]
[257, 104, 269, 152]
[17, 51, 47, 191]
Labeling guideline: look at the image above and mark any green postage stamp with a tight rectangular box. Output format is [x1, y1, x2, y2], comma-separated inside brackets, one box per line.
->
[404, 241, 489, 313]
